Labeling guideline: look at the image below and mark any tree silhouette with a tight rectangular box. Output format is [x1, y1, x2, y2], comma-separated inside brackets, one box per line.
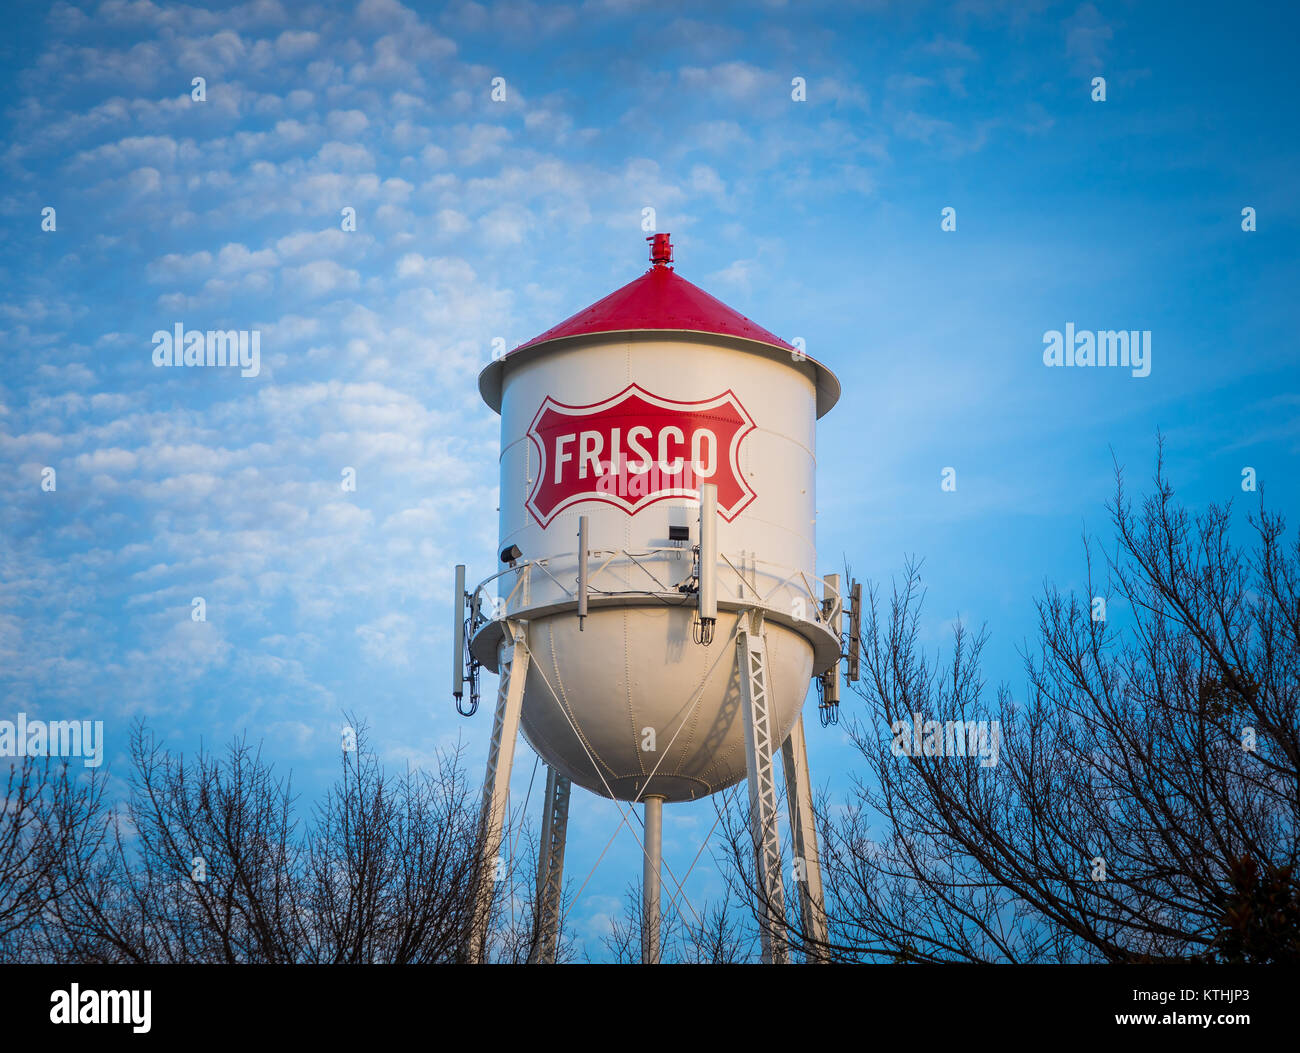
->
[721, 446, 1299, 963]
[5, 717, 511, 963]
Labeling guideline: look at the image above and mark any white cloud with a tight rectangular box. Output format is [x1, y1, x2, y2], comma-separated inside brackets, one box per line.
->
[1064, 3, 1113, 73]
[283, 259, 362, 298]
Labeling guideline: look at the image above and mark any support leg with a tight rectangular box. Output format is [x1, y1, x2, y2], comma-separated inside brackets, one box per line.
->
[468, 621, 529, 963]
[737, 610, 788, 964]
[642, 795, 664, 964]
[529, 764, 571, 964]
[782, 713, 828, 960]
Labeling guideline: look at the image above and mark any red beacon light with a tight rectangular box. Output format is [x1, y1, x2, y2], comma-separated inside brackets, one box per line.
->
[647, 232, 673, 268]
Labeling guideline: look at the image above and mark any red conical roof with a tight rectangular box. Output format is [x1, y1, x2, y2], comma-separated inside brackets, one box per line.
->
[478, 235, 840, 417]
[511, 256, 797, 355]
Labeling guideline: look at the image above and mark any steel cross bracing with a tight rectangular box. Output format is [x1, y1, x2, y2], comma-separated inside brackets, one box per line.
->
[781, 713, 829, 959]
[466, 608, 827, 965]
[529, 765, 571, 964]
[468, 619, 530, 964]
[736, 609, 789, 964]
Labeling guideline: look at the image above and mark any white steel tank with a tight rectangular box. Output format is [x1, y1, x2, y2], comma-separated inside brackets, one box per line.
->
[470, 234, 841, 802]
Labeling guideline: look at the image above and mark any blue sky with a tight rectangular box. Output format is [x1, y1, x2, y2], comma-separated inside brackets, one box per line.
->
[2, 0, 1297, 960]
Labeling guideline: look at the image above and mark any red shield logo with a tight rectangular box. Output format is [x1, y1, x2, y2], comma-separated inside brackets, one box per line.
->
[525, 383, 756, 527]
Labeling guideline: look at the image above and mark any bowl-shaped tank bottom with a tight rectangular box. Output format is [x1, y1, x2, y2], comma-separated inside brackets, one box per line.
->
[516, 605, 814, 803]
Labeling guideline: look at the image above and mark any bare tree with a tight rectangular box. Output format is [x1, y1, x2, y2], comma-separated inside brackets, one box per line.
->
[32, 721, 306, 962]
[674, 887, 756, 963]
[719, 446, 1299, 963]
[603, 879, 679, 964]
[602, 878, 756, 963]
[0, 758, 109, 960]
[0, 759, 55, 952]
[9, 717, 505, 964]
[303, 716, 480, 963]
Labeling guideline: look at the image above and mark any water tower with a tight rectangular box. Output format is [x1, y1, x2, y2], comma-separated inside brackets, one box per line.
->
[452, 234, 855, 963]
